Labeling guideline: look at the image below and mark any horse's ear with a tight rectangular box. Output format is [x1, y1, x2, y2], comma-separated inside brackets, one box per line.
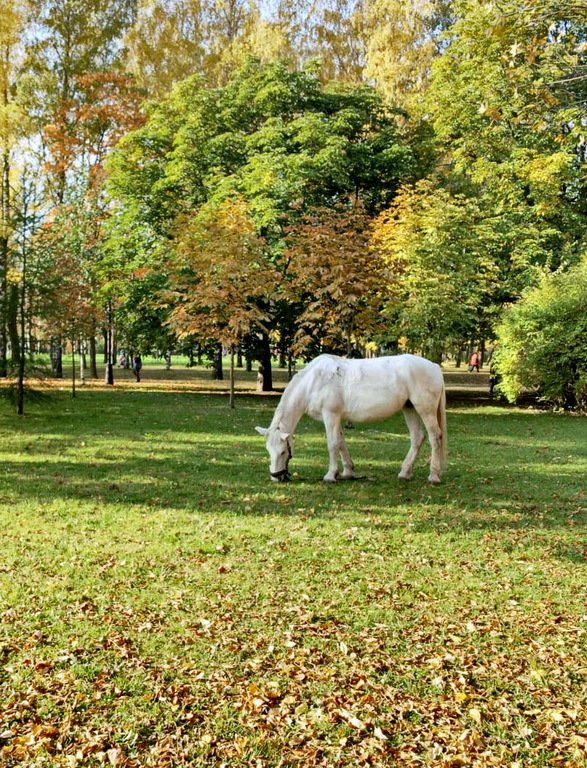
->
[255, 426, 269, 436]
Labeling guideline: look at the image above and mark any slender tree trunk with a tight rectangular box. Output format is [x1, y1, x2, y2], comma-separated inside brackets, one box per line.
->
[51, 337, 63, 377]
[8, 283, 19, 363]
[260, 332, 273, 391]
[89, 334, 98, 377]
[213, 343, 223, 380]
[104, 322, 114, 385]
[0, 145, 9, 378]
[17, 207, 27, 416]
[229, 346, 235, 409]
[71, 341, 76, 398]
[79, 340, 85, 385]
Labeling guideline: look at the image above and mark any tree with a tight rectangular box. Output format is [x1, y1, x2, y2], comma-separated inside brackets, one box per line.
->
[371, 181, 500, 359]
[35, 193, 104, 393]
[22, 0, 137, 202]
[424, 0, 587, 281]
[123, 0, 206, 99]
[165, 196, 279, 405]
[371, 0, 587, 359]
[0, 0, 27, 377]
[284, 202, 387, 356]
[494, 258, 587, 408]
[364, 0, 453, 111]
[107, 59, 414, 374]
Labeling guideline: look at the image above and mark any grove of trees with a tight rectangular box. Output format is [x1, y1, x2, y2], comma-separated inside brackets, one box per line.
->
[1, 0, 586, 409]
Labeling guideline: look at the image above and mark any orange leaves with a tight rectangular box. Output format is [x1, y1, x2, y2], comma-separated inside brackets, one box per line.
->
[284, 202, 386, 354]
[167, 197, 279, 346]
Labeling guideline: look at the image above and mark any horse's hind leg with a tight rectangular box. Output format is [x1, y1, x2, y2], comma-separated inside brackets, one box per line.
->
[338, 428, 356, 479]
[417, 407, 444, 485]
[399, 405, 425, 480]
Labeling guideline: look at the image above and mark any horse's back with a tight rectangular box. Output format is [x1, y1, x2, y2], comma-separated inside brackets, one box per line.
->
[298, 354, 443, 423]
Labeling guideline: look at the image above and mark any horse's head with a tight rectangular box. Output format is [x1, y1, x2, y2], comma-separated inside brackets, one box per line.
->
[255, 425, 293, 481]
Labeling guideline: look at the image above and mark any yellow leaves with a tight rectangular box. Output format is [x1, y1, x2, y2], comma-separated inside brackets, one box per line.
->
[478, 102, 502, 122]
[468, 706, 482, 725]
[6, 267, 22, 284]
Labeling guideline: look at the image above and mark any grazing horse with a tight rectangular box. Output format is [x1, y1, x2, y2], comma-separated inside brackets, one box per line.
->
[255, 354, 447, 483]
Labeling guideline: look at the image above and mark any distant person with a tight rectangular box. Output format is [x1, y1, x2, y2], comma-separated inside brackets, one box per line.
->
[119, 351, 126, 367]
[468, 351, 480, 372]
[132, 353, 142, 382]
[489, 364, 500, 396]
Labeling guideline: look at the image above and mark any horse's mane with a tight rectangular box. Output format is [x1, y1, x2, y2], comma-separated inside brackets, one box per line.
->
[270, 362, 315, 429]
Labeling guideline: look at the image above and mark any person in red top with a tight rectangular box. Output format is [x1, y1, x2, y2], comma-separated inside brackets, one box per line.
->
[468, 351, 479, 372]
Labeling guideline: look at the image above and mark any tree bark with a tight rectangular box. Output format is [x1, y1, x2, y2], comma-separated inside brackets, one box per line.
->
[51, 337, 63, 377]
[260, 332, 273, 391]
[213, 343, 223, 380]
[89, 334, 98, 378]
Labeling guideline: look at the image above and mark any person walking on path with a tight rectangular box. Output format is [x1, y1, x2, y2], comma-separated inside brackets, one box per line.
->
[132, 353, 142, 382]
[468, 351, 480, 372]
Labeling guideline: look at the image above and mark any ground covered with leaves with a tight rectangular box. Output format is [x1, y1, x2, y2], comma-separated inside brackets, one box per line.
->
[0, 383, 586, 766]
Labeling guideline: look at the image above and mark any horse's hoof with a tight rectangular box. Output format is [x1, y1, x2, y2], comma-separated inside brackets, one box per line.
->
[398, 473, 411, 481]
[428, 476, 441, 485]
[323, 475, 338, 483]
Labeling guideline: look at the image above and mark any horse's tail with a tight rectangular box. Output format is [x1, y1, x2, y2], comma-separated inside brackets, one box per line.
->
[437, 383, 448, 468]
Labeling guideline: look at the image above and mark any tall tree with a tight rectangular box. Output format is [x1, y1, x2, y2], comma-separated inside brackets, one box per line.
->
[284, 202, 386, 356]
[124, 0, 206, 99]
[364, 0, 453, 110]
[22, 0, 137, 203]
[107, 59, 414, 371]
[371, 181, 500, 359]
[425, 0, 587, 280]
[0, 0, 26, 377]
[166, 196, 279, 404]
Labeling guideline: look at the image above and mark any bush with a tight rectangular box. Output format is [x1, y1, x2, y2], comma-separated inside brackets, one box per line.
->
[494, 259, 587, 409]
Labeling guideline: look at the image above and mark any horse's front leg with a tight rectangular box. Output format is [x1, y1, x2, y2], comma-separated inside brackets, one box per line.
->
[322, 411, 349, 482]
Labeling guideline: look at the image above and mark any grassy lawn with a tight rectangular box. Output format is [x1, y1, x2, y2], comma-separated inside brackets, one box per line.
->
[0, 373, 586, 766]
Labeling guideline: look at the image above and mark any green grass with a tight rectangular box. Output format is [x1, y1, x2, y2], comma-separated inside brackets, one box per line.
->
[0, 383, 586, 767]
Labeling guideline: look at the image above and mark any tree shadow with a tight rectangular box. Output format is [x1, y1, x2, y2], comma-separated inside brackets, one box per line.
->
[1, 393, 585, 553]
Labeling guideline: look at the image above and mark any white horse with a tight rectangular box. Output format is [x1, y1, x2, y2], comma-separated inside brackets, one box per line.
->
[256, 354, 447, 483]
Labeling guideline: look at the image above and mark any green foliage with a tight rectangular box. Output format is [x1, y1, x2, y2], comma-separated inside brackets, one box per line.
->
[494, 258, 587, 408]
[107, 58, 414, 357]
[108, 59, 413, 239]
[372, 182, 500, 356]
[424, 0, 587, 278]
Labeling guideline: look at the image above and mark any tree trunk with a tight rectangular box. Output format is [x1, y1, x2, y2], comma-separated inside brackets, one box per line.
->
[260, 332, 273, 391]
[0, 145, 9, 378]
[213, 343, 223, 380]
[229, 347, 235, 409]
[51, 337, 63, 377]
[71, 342, 76, 398]
[89, 334, 98, 378]
[104, 325, 114, 385]
[8, 283, 20, 364]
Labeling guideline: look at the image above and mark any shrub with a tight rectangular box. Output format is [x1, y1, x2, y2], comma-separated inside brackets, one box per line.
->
[494, 258, 587, 408]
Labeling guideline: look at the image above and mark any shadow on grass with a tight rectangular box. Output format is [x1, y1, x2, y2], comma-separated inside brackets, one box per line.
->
[1, 391, 585, 543]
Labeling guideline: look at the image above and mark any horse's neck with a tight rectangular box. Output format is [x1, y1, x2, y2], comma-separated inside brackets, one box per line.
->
[271, 379, 305, 433]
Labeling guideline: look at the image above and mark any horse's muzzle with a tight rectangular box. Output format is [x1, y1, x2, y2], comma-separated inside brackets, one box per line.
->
[270, 469, 291, 482]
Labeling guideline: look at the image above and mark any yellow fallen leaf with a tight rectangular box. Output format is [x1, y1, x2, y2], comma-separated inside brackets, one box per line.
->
[469, 707, 482, 725]
[339, 708, 366, 730]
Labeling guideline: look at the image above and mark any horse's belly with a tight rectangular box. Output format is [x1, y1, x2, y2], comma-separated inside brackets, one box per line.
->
[342, 391, 406, 423]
